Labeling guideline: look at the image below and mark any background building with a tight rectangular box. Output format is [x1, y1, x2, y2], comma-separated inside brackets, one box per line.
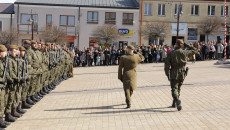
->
[14, 0, 139, 50]
[140, 0, 230, 46]
[0, 3, 14, 32]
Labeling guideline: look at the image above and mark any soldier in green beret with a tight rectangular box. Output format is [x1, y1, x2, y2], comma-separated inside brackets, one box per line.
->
[165, 39, 198, 111]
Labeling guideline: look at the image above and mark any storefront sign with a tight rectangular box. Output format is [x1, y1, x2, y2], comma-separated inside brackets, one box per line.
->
[118, 29, 134, 36]
[172, 23, 187, 35]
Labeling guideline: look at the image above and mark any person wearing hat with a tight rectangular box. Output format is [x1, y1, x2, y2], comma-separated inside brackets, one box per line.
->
[5, 45, 22, 121]
[164, 39, 198, 111]
[0, 45, 13, 127]
[17, 46, 31, 111]
[118, 45, 145, 109]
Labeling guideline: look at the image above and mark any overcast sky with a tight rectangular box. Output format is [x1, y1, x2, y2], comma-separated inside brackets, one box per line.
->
[0, 0, 16, 3]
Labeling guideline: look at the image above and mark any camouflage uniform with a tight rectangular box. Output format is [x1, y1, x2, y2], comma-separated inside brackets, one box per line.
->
[164, 39, 198, 111]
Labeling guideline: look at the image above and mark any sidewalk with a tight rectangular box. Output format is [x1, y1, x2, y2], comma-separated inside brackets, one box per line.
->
[7, 61, 230, 130]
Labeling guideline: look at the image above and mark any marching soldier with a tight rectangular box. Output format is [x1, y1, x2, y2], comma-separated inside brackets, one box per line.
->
[165, 39, 198, 111]
[118, 45, 145, 108]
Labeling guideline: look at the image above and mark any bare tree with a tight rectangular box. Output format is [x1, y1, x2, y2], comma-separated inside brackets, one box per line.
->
[142, 23, 168, 44]
[0, 30, 17, 47]
[198, 17, 222, 42]
[41, 26, 67, 43]
[92, 24, 121, 45]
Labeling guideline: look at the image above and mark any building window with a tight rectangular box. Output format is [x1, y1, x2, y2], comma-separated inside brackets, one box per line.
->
[123, 13, 134, 25]
[0, 21, 2, 32]
[188, 28, 198, 40]
[175, 4, 182, 15]
[88, 11, 98, 24]
[60, 15, 75, 26]
[158, 4, 166, 16]
[21, 14, 38, 24]
[221, 6, 229, 16]
[208, 6, 215, 16]
[46, 15, 52, 27]
[144, 3, 152, 16]
[105, 12, 116, 24]
[191, 5, 199, 16]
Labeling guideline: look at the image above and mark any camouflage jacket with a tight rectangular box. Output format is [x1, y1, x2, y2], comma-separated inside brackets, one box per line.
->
[164, 45, 198, 80]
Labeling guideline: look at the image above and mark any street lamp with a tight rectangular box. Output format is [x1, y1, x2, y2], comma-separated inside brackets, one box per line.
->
[28, 10, 34, 40]
[176, 2, 183, 41]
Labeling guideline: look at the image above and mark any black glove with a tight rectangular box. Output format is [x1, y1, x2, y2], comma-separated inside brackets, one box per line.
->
[184, 43, 189, 48]
[20, 79, 26, 84]
[26, 78, 30, 82]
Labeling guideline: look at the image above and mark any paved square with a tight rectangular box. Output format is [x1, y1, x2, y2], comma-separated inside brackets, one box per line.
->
[7, 61, 230, 130]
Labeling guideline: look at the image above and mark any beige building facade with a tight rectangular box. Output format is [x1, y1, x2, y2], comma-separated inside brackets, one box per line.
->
[140, 0, 230, 46]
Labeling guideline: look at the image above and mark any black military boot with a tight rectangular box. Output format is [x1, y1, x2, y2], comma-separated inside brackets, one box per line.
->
[31, 95, 39, 102]
[17, 104, 27, 114]
[126, 104, 131, 109]
[22, 101, 32, 109]
[37, 92, 44, 98]
[5, 113, 16, 122]
[40, 89, 46, 95]
[0, 118, 7, 128]
[12, 108, 22, 118]
[176, 98, 182, 111]
[171, 98, 176, 108]
[27, 97, 35, 105]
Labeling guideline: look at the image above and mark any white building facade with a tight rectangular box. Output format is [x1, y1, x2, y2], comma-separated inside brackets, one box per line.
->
[14, 0, 139, 50]
[0, 4, 14, 33]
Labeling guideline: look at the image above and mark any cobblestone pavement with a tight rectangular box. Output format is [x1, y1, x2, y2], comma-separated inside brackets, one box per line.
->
[7, 61, 230, 130]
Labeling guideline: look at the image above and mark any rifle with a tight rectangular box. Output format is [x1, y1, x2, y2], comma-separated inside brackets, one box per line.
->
[0, 54, 9, 89]
[6, 51, 13, 89]
[185, 67, 189, 77]
[49, 50, 52, 69]
[21, 53, 28, 88]
[17, 54, 20, 87]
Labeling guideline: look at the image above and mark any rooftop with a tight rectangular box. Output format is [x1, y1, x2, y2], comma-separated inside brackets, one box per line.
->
[0, 3, 14, 14]
[15, 0, 139, 9]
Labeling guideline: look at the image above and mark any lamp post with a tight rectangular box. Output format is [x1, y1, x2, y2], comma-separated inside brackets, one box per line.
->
[28, 10, 34, 40]
[176, 2, 183, 41]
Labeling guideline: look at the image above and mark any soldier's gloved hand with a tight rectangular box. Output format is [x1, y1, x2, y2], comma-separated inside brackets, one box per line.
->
[184, 43, 189, 48]
[20, 79, 26, 84]
[26, 78, 30, 82]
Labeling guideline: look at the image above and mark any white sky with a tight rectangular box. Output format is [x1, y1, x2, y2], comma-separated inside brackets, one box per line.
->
[0, 0, 16, 3]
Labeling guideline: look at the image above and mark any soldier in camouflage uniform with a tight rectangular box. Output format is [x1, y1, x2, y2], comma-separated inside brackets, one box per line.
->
[5, 45, 21, 121]
[164, 39, 198, 111]
[0, 45, 12, 128]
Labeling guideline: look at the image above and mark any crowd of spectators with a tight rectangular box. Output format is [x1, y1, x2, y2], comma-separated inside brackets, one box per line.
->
[71, 40, 229, 67]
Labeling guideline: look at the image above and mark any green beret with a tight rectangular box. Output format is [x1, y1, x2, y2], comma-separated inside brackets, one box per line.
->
[0, 45, 7, 52]
[9, 45, 19, 50]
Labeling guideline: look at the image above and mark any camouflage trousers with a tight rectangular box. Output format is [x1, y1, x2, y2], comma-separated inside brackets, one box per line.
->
[21, 82, 29, 102]
[0, 88, 5, 117]
[28, 75, 40, 96]
[5, 84, 17, 113]
[170, 79, 184, 99]
[14, 85, 23, 108]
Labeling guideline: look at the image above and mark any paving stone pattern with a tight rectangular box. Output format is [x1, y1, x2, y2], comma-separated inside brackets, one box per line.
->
[7, 61, 230, 130]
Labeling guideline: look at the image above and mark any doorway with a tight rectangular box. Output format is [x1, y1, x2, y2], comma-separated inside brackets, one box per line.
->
[200, 35, 205, 42]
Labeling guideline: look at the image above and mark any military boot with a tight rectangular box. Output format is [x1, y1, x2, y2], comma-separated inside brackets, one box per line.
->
[5, 113, 16, 122]
[22, 101, 32, 109]
[0, 118, 7, 128]
[40, 90, 46, 96]
[27, 97, 35, 105]
[17, 104, 27, 114]
[12, 108, 22, 118]
[126, 104, 131, 109]
[176, 98, 182, 111]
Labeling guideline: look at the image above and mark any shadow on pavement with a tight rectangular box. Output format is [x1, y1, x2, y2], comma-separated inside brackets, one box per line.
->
[44, 104, 126, 111]
[45, 104, 175, 114]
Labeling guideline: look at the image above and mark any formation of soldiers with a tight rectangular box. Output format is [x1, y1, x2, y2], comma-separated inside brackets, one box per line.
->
[0, 40, 73, 129]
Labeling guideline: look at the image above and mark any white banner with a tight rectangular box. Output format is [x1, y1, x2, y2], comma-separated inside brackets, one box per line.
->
[172, 23, 187, 35]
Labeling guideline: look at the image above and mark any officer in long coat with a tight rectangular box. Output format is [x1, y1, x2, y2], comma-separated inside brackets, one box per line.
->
[118, 45, 144, 108]
[165, 39, 198, 111]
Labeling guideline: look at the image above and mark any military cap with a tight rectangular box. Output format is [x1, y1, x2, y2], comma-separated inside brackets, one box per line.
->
[24, 40, 31, 45]
[31, 40, 37, 44]
[9, 45, 19, 50]
[19, 46, 26, 51]
[41, 42, 45, 45]
[0, 45, 7, 52]
[127, 45, 135, 50]
[176, 39, 184, 45]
